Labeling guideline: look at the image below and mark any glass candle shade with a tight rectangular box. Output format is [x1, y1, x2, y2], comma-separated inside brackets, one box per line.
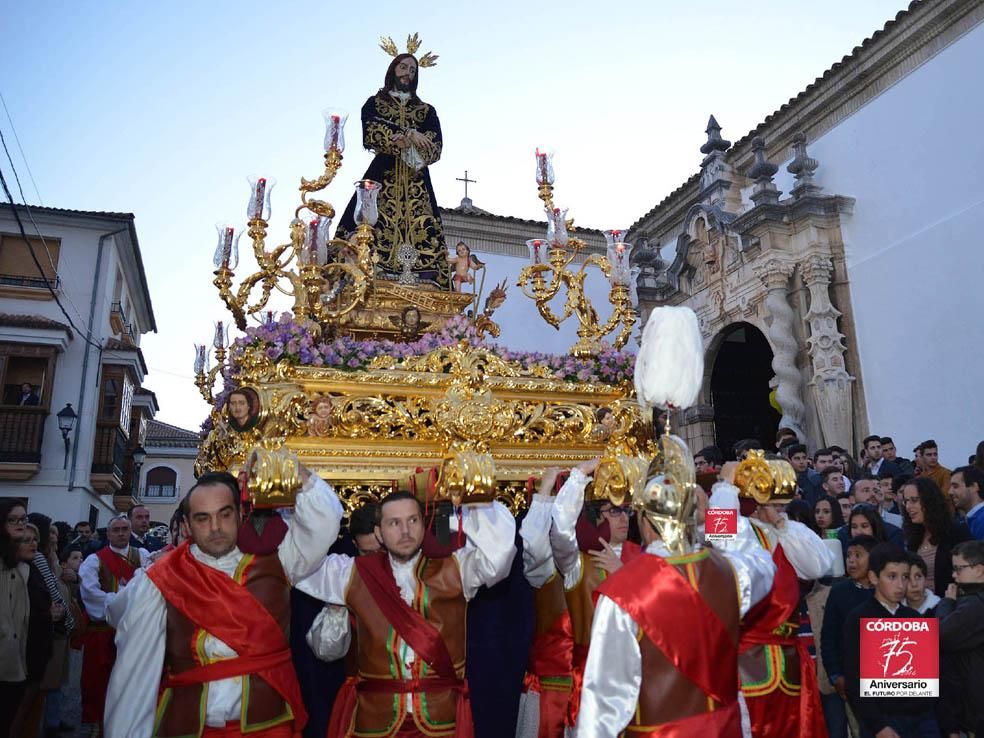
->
[545, 207, 569, 248]
[322, 109, 348, 153]
[213, 223, 242, 270]
[526, 239, 546, 265]
[354, 180, 381, 226]
[535, 149, 554, 186]
[246, 176, 276, 221]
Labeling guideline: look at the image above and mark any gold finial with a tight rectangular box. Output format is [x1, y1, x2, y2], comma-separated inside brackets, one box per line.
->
[379, 36, 399, 57]
[378, 32, 439, 67]
[418, 52, 439, 68]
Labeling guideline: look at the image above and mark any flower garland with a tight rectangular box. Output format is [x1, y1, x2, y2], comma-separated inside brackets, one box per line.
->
[227, 313, 636, 386]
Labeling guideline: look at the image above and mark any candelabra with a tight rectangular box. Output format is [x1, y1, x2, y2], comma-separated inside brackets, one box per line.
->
[210, 109, 378, 333]
[515, 150, 638, 357]
[193, 321, 230, 404]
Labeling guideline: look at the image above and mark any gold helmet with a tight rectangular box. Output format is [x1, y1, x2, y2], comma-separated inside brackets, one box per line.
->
[733, 449, 798, 504]
[632, 433, 698, 555]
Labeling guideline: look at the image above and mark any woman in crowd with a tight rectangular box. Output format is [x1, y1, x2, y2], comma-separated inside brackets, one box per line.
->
[901, 477, 972, 592]
[847, 505, 887, 542]
[786, 499, 819, 534]
[1, 498, 30, 737]
[10, 522, 59, 738]
[814, 494, 845, 539]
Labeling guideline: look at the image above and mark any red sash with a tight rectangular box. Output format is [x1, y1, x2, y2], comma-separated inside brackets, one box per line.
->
[96, 545, 139, 588]
[353, 553, 474, 738]
[568, 540, 643, 724]
[146, 542, 307, 731]
[740, 544, 825, 738]
[595, 553, 738, 706]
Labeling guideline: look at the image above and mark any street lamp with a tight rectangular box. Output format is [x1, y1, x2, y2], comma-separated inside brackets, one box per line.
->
[132, 445, 147, 498]
[56, 403, 77, 469]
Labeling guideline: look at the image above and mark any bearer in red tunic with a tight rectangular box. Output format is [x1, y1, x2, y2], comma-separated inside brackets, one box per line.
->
[709, 450, 836, 738]
[549, 459, 642, 726]
[296, 489, 516, 738]
[574, 439, 776, 738]
[515, 468, 573, 738]
[78, 514, 149, 733]
[103, 464, 342, 738]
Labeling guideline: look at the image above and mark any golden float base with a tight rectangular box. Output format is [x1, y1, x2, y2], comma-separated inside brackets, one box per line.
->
[197, 342, 646, 515]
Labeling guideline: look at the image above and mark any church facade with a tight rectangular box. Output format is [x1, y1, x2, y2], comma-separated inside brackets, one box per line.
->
[442, 0, 984, 466]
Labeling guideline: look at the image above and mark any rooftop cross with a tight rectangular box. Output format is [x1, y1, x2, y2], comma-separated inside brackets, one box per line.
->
[455, 170, 477, 201]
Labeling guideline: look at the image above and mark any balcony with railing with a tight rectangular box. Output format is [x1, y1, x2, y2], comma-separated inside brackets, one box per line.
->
[90, 425, 126, 493]
[0, 407, 47, 479]
[110, 301, 128, 334]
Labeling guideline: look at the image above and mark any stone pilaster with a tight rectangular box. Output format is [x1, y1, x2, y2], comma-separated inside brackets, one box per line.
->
[755, 258, 806, 440]
[801, 254, 855, 450]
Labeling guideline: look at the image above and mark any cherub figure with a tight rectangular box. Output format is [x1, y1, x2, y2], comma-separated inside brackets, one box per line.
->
[307, 395, 334, 437]
[447, 241, 485, 292]
[388, 305, 431, 342]
[591, 406, 616, 442]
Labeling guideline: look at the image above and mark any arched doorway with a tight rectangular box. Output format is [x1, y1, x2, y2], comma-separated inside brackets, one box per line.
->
[710, 322, 781, 459]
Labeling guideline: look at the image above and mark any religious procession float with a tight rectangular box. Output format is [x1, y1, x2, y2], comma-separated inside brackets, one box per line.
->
[193, 34, 695, 515]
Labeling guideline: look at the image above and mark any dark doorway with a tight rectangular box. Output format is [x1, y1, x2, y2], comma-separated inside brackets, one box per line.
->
[710, 323, 781, 459]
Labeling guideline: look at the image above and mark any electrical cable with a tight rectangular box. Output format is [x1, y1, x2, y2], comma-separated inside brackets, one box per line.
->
[0, 162, 104, 352]
[0, 122, 92, 328]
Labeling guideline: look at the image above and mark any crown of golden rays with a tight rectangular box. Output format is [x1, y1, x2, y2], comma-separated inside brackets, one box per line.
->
[379, 33, 439, 68]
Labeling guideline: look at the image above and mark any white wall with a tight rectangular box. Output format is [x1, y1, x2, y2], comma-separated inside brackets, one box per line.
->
[772, 21, 984, 467]
[0, 214, 144, 523]
[466, 250, 632, 356]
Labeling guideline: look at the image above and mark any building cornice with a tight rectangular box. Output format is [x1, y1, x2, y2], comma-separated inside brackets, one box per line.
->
[630, 0, 984, 239]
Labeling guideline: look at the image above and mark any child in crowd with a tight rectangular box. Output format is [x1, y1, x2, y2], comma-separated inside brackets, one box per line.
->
[843, 544, 940, 738]
[821, 534, 877, 726]
[903, 553, 940, 615]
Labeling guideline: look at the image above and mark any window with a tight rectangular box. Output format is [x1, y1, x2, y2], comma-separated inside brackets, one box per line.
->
[1, 356, 48, 406]
[0, 234, 60, 289]
[101, 377, 119, 421]
[145, 466, 177, 498]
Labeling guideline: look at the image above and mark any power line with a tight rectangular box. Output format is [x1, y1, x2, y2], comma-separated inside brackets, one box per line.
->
[0, 91, 43, 205]
[0, 121, 93, 329]
[0, 163, 104, 353]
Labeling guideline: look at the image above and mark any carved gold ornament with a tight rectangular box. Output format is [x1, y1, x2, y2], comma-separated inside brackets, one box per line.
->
[247, 447, 303, 508]
[733, 450, 798, 504]
[379, 33, 439, 68]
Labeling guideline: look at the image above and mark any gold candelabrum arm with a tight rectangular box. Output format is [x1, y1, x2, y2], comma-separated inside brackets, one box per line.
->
[194, 344, 227, 404]
[517, 178, 638, 356]
[211, 146, 376, 335]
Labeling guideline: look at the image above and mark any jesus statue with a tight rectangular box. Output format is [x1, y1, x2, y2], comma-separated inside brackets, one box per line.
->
[336, 36, 451, 288]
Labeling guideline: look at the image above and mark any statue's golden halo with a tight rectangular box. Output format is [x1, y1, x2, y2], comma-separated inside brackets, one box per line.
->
[379, 33, 439, 68]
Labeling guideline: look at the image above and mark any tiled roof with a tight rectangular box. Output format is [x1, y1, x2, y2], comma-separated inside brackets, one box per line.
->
[0, 312, 74, 338]
[0, 203, 134, 221]
[103, 338, 149, 374]
[630, 0, 930, 231]
[440, 205, 605, 236]
[146, 419, 201, 448]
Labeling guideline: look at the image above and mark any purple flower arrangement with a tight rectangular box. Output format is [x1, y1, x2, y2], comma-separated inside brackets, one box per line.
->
[226, 312, 635, 386]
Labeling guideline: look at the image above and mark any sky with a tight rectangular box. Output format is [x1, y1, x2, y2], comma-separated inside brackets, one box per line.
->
[0, 0, 909, 431]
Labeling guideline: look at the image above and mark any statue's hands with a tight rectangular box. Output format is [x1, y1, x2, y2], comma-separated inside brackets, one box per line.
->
[391, 133, 409, 150]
